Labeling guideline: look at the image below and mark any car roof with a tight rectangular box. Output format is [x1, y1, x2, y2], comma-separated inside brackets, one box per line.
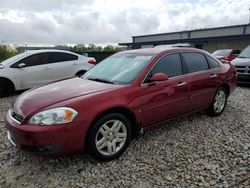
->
[22, 49, 79, 56]
[0, 49, 83, 65]
[120, 47, 207, 55]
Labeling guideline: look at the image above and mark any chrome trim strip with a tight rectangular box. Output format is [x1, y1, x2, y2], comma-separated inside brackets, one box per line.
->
[7, 131, 16, 147]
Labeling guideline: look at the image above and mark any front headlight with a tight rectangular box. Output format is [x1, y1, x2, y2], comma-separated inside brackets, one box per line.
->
[28, 107, 78, 126]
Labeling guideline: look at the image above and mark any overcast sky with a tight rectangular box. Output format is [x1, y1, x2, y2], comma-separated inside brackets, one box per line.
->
[0, 0, 249, 45]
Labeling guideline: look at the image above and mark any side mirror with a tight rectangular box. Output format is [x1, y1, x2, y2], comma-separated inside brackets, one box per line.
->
[18, 63, 26, 68]
[150, 73, 169, 82]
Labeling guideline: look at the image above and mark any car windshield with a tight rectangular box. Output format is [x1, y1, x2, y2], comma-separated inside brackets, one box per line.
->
[83, 52, 154, 85]
[212, 50, 231, 57]
[0, 52, 28, 65]
[238, 45, 250, 58]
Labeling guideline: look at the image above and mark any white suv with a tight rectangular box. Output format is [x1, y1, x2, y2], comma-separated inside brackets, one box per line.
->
[0, 49, 96, 97]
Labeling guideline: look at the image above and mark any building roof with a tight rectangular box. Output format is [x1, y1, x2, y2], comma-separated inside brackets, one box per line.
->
[119, 24, 250, 46]
[131, 24, 250, 38]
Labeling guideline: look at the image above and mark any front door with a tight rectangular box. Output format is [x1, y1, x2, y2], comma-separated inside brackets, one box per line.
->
[139, 53, 190, 127]
[11, 53, 53, 89]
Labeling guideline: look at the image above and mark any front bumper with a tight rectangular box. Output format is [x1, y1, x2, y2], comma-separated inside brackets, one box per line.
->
[5, 110, 86, 157]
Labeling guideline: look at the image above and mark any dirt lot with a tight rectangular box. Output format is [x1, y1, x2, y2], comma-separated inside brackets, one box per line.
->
[0, 86, 249, 187]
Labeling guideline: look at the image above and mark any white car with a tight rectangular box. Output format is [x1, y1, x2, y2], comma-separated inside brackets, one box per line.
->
[0, 49, 96, 97]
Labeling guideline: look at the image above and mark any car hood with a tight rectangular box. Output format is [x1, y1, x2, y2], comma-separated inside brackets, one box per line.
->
[231, 57, 250, 66]
[12, 78, 121, 118]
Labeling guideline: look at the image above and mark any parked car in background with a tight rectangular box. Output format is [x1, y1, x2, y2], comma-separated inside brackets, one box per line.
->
[5, 47, 237, 161]
[231, 45, 250, 84]
[0, 50, 96, 97]
[212, 49, 240, 63]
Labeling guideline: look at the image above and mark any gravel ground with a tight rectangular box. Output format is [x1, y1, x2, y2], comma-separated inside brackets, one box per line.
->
[0, 86, 249, 187]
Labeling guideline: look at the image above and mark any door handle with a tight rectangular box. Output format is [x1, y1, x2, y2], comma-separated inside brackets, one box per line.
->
[210, 74, 217, 78]
[44, 67, 51, 70]
[177, 82, 187, 87]
[72, 63, 78, 66]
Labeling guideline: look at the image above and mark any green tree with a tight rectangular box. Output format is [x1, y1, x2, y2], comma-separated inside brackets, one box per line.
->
[103, 45, 122, 52]
[0, 45, 18, 62]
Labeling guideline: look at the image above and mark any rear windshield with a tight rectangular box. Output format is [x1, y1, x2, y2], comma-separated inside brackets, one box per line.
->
[212, 50, 231, 57]
[238, 45, 250, 58]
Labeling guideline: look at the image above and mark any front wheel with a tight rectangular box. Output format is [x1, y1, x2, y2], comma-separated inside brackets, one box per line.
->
[86, 113, 131, 161]
[207, 87, 228, 116]
[0, 79, 14, 97]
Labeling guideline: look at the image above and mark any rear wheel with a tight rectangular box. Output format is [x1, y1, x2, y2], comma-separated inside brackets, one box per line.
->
[87, 113, 131, 161]
[75, 71, 86, 77]
[0, 79, 14, 97]
[207, 87, 228, 116]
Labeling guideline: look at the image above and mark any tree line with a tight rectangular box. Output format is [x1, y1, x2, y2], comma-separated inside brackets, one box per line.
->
[0, 44, 124, 62]
[69, 44, 123, 54]
[0, 45, 18, 62]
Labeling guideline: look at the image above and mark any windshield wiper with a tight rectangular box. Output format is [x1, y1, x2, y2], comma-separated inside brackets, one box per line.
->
[87, 77, 114, 84]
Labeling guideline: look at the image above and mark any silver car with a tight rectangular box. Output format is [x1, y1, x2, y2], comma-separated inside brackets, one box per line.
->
[231, 45, 250, 84]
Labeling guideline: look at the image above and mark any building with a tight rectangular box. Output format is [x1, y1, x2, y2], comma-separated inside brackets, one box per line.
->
[119, 24, 250, 52]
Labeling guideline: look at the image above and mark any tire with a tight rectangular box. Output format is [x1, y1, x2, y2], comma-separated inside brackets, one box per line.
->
[75, 71, 86, 77]
[0, 78, 14, 97]
[207, 87, 228, 116]
[86, 113, 132, 161]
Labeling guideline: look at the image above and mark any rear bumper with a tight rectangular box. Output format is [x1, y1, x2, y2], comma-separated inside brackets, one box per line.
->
[5, 110, 86, 157]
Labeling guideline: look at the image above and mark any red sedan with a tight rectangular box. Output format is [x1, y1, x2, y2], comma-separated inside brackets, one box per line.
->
[5, 47, 237, 161]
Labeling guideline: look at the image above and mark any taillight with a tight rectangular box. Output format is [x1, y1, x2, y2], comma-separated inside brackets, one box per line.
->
[88, 59, 96, 65]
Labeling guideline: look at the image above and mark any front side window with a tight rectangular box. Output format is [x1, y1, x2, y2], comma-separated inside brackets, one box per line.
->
[148, 53, 183, 80]
[84, 52, 154, 85]
[182, 52, 209, 73]
[11, 53, 49, 68]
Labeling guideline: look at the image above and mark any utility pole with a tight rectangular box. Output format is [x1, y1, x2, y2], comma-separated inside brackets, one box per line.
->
[249, 8, 250, 24]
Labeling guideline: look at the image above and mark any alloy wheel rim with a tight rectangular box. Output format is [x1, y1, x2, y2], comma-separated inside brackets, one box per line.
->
[95, 120, 127, 156]
[214, 90, 226, 113]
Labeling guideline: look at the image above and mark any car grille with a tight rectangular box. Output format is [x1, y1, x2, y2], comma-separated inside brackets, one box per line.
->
[10, 111, 23, 124]
[235, 66, 250, 74]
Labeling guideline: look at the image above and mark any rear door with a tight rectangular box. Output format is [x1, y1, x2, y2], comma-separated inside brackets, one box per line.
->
[11, 53, 53, 89]
[181, 52, 219, 110]
[140, 53, 190, 126]
[47, 52, 79, 80]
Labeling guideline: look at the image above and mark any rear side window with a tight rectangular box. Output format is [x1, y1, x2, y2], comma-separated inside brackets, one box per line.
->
[182, 53, 209, 73]
[48, 52, 78, 63]
[150, 53, 183, 78]
[11, 53, 49, 68]
[206, 56, 219, 68]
